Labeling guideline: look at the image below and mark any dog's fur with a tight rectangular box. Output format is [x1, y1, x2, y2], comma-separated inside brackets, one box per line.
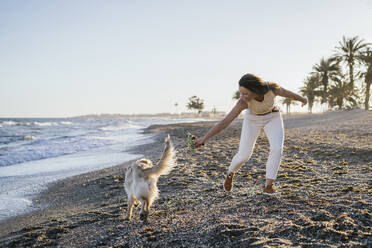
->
[124, 135, 175, 221]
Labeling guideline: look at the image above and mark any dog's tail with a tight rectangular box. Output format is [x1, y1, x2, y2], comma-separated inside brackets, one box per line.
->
[145, 134, 176, 177]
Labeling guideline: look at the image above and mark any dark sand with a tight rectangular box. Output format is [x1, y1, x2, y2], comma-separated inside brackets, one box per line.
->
[0, 110, 371, 247]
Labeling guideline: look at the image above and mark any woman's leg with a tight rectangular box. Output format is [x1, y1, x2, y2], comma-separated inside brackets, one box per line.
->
[263, 113, 284, 185]
[228, 112, 262, 174]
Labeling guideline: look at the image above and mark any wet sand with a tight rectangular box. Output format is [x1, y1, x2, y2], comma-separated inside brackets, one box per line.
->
[0, 110, 371, 247]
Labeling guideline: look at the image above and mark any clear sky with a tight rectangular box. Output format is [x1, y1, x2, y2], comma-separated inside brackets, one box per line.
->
[1, 0, 371, 117]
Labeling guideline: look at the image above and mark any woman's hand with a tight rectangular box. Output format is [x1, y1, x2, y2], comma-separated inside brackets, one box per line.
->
[195, 137, 206, 148]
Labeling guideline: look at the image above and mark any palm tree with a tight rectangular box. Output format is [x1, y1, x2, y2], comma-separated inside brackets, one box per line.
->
[328, 73, 349, 109]
[232, 91, 240, 100]
[300, 74, 322, 113]
[312, 57, 340, 107]
[187, 95, 204, 116]
[360, 48, 372, 110]
[281, 98, 297, 114]
[334, 36, 370, 106]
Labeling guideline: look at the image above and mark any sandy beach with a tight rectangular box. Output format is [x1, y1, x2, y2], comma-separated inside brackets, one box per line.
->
[0, 110, 371, 247]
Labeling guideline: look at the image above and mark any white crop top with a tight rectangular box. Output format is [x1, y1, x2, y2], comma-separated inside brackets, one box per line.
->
[247, 90, 276, 114]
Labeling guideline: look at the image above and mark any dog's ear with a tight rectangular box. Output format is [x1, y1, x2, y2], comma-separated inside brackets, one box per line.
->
[137, 159, 153, 168]
[164, 134, 170, 144]
[140, 159, 151, 165]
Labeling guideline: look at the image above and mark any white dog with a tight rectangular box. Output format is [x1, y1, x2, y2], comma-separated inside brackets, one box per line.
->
[124, 135, 175, 221]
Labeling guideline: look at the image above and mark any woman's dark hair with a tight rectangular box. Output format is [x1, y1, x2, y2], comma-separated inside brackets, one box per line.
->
[238, 73, 280, 95]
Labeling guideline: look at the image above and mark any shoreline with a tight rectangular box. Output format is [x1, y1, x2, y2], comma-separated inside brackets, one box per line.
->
[0, 130, 168, 227]
[1, 110, 371, 247]
[0, 116, 213, 222]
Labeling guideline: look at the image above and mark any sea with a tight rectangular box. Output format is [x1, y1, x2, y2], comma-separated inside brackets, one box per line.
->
[0, 116, 207, 221]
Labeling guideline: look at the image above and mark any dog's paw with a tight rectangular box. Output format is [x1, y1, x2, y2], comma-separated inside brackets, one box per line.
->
[140, 211, 149, 222]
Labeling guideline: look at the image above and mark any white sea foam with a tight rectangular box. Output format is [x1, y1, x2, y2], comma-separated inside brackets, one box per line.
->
[1, 121, 17, 126]
[0, 193, 34, 220]
[33, 122, 58, 127]
[0, 133, 118, 167]
[60, 121, 72, 125]
[86, 136, 115, 141]
[98, 121, 143, 131]
[98, 125, 139, 131]
[23, 135, 36, 140]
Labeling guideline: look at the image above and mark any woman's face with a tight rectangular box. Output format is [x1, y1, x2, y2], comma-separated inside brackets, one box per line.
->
[239, 86, 256, 103]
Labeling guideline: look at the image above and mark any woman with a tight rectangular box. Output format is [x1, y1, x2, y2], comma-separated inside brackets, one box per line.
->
[195, 73, 307, 195]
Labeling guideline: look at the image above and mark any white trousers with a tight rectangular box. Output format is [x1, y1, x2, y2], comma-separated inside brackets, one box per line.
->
[228, 110, 284, 180]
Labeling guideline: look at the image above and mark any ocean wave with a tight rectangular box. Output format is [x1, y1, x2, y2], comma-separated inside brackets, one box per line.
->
[86, 136, 115, 141]
[5, 121, 71, 127]
[0, 116, 209, 167]
[60, 121, 72, 125]
[1, 121, 17, 126]
[0, 121, 60, 127]
[23, 136, 36, 140]
[0, 132, 120, 167]
[33, 122, 59, 127]
[0, 135, 24, 145]
[98, 123, 142, 131]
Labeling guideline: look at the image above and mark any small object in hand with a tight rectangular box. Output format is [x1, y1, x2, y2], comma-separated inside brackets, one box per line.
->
[187, 132, 196, 150]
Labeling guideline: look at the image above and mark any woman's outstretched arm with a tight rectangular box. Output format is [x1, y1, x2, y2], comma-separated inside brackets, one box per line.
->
[273, 87, 308, 106]
[195, 99, 247, 147]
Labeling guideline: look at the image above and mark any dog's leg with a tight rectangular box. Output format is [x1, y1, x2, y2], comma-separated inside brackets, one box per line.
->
[139, 199, 146, 216]
[126, 196, 135, 220]
[139, 198, 149, 222]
